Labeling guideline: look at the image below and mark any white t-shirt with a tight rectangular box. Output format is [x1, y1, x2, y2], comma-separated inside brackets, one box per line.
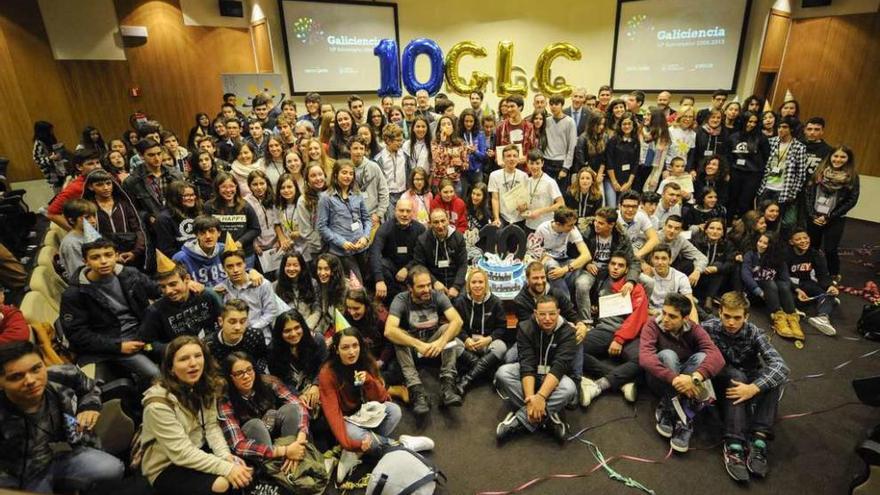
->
[650, 267, 692, 309]
[534, 220, 583, 260]
[525, 174, 563, 229]
[488, 168, 530, 224]
[618, 210, 654, 252]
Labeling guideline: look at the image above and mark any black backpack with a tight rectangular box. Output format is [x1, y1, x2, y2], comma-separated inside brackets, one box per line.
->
[858, 303, 880, 341]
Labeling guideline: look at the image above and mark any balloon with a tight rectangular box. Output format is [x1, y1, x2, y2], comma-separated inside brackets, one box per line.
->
[495, 41, 527, 97]
[373, 39, 401, 96]
[401, 38, 445, 96]
[444, 41, 489, 96]
[534, 42, 582, 97]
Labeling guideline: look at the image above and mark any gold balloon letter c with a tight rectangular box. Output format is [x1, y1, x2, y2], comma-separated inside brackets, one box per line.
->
[535, 42, 582, 97]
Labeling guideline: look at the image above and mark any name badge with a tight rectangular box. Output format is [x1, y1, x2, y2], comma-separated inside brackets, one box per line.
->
[537, 365, 550, 376]
[438, 260, 450, 268]
[471, 334, 483, 341]
[351, 221, 362, 232]
[816, 203, 831, 214]
[396, 246, 408, 254]
[704, 149, 713, 156]
[621, 163, 631, 172]
[736, 158, 746, 166]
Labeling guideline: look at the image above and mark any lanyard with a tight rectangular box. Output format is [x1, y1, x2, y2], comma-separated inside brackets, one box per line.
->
[539, 330, 556, 370]
[579, 194, 590, 218]
[528, 176, 541, 205]
[776, 141, 792, 163]
[503, 171, 518, 190]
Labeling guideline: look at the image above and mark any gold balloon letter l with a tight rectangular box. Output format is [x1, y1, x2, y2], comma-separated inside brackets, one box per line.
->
[535, 42, 582, 97]
[496, 41, 527, 97]
[444, 41, 489, 96]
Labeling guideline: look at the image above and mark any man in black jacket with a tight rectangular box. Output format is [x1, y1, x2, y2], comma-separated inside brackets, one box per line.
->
[413, 209, 468, 298]
[123, 138, 184, 225]
[494, 295, 577, 443]
[0, 341, 123, 493]
[371, 198, 426, 301]
[60, 238, 161, 385]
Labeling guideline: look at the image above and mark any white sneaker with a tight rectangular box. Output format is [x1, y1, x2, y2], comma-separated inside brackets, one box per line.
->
[808, 315, 837, 336]
[621, 382, 638, 402]
[336, 449, 362, 484]
[399, 434, 435, 452]
[580, 377, 602, 407]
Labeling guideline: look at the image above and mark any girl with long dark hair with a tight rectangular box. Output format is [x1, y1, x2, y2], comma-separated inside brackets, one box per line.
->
[204, 172, 260, 267]
[399, 167, 433, 226]
[328, 109, 356, 159]
[430, 115, 468, 194]
[727, 110, 770, 219]
[32, 120, 66, 192]
[313, 253, 348, 338]
[274, 173, 301, 254]
[155, 180, 203, 256]
[639, 107, 671, 192]
[403, 116, 433, 175]
[268, 310, 327, 410]
[741, 232, 801, 340]
[343, 288, 392, 367]
[691, 217, 734, 309]
[76, 126, 107, 154]
[243, 170, 278, 264]
[263, 136, 287, 188]
[605, 112, 639, 207]
[274, 253, 320, 330]
[188, 113, 212, 149]
[189, 150, 219, 202]
[366, 105, 387, 142]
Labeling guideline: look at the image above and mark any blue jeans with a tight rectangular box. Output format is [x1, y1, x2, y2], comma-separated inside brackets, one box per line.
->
[343, 401, 402, 454]
[494, 363, 577, 431]
[646, 350, 706, 399]
[603, 178, 617, 208]
[0, 446, 124, 493]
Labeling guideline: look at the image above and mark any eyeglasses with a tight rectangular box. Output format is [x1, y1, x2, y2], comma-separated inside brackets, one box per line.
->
[230, 367, 255, 378]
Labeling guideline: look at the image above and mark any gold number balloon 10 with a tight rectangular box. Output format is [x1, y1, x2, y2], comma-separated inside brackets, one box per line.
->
[534, 42, 582, 97]
[496, 41, 527, 97]
[444, 41, 490, 96]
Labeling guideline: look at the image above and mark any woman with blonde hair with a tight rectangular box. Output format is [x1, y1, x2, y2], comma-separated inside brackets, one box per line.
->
[302, 137, 335, 180]
[564, 167, 604, 231]
[666, 104, 696, 170]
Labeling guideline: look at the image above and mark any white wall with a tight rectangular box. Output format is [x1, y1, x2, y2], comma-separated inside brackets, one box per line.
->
[37, 0, 126, 60]
[180, 0, 250, 27]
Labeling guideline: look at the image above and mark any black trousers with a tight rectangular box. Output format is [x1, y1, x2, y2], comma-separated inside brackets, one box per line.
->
[713, 365, 783, 442]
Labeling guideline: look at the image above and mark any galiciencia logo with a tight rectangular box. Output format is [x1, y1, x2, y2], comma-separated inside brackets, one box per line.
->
[294, 17, 324, 44]
[624, 14, 653, 41]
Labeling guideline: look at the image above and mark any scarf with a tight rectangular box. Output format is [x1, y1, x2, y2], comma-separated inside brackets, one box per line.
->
[819, 166, 850, 192]
[231, 160, 262, 180]
[702, 124, 721, 136]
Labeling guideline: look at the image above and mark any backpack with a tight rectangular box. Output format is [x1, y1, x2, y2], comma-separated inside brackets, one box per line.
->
[366, 446, 445, 495]
[129, 396, 173, 471]
[858, 303, 880, 341]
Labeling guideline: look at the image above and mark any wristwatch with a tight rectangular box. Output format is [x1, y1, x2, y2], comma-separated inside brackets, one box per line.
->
[692, 374, 702, 386]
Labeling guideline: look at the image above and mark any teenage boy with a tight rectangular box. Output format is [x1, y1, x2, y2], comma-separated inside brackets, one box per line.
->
[787, 229, 840, 336]
[384, 265, 465, 414]
[647, 244, 700, 322]
[245, 118, 268, 158]
[596, 85, 613, 113]
[251, 94, 277, 130]
[374, 123, 410, 216]
[697, 90, 728, 125]
[206, 299, 270, 374]
[469, 90, 486, 122]
[646, 216, 708, 289]
[218, 118, 244, 163]
[494, 295, 577, 443]
[481, 114, 498, 175]
[196, 136, 230, 171]
[617, 190, 660, 261]
[654, 183, 683, 230]
[564, 87, 589, 136]
[640, 191, 661, 229]
[299, 92, 322, 134]
[757, 116, 808, 214]
[488, 145, 530, 227]
[371, 199, 426, 301]
[523, 150, 564, 231]
[83, 169, 146, 268]
[60, 237, 161, 384]
[58, 199, 97, 281]
[46, 148, 102, 230]
[381, 95, 394, 119]
[174, 215, 227, 286]
[219, 243, 279, 344]
[275, 99, 298, 134]
[275, 116, 296, 149]
[640, 293, 724, 453]
[348, 95, 365, 123]
[531, 208, 590, 303]
[401, 95, 418, 133]
[495, 95, 534, 166]
[350, 137, 390, 232]
[545, 95, 578, 182]
[413, 209, 468, 298]
[703, 292, 789, 482]
[123, 138, 184, 226]
[626, 90, 647, 121]
[800, 117, 833, 176]
[140, 255, 223, 358]
[580, 251, 649, 406]
[0, 342, 124, 493]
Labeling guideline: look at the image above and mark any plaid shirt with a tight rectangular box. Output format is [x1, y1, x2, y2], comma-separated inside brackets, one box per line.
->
[758, 137, 807, 204]
[703, 318, 789, 391]
[218, 377, 309, 460]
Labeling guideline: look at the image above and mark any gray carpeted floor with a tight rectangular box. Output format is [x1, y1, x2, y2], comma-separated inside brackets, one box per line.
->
[359, 219, 880, 495]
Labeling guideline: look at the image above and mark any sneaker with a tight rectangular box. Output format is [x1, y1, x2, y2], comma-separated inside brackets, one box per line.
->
[621, 382, 637, 402]
[723, 442, 750, 482]
[655, 403, 674, 439]
[399, 435, 435, 452]
[493, 378, 509, 401]
[547, 412, 569, 444]
[579, 377, 602, 407]
[670, 420, 694, 453]
[387, 385, 410, 404]
[336, 449, 362, 484]
[747, 438, 769, 478]
[771, 311, 794, 339]
[808, 315, 837, 336]
[440, 379, 463, 407]
[410, 387, 430, 416]
[496, 412, 524, 443]
[787, 312, 805, 340]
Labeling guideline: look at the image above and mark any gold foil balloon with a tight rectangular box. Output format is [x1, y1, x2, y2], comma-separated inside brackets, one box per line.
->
[496, 41, 527, 97]
[444, 41, 489, 96]
[534, 42, 582, 97]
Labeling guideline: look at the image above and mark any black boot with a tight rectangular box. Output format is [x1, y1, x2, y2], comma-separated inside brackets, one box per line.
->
[457, 353, 501, 395]
[440, 378, 463, 407]
[457, 350, 480, 373]
[410, 385, 430, 416]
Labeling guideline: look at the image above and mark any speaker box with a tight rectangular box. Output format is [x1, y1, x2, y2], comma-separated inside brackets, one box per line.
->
[219, 0, 244, 17]
[802, 0, 832, 7]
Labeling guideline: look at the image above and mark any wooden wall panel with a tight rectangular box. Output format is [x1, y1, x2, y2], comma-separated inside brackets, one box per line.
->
[252, 20, 274, 73]
[759, 11, 791, 72]
[773, 13, 880, 176]
[0, 21, 38, 182]
[58, 61, 138, 142]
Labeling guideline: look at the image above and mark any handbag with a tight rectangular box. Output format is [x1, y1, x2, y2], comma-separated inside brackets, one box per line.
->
[253, 436, 329, 495]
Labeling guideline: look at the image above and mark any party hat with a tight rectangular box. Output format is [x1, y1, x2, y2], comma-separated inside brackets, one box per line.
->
[783, 88, 794, 102]
[223, 232, 240, 252]
[334, 308, 351, 333]
[83, 221, 102, 243]
[763, 100, 772, 112]
[156, 249, 176, 273]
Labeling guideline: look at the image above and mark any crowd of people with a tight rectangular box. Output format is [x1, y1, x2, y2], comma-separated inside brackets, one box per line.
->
[0, 84, 861, 493]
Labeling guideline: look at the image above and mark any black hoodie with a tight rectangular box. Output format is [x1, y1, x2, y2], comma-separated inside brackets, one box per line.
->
[453, 291, 511, 345]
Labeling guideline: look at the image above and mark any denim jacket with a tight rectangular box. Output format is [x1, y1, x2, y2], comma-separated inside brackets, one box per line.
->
[316, 190, 371, 255]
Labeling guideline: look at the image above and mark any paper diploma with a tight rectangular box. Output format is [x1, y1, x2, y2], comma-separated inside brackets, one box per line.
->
[501, 181, 529, 210]
[598, 292, 634, 319]
[668, 174, 694, 194]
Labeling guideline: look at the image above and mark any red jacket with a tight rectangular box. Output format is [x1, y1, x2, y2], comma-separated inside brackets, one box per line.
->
[47, 176, 85, 216]
[608, 277, 649, 345]
[639, 318, 725, 384]
[429, 195, 468, 233]
[0, 305, 30, 344]
[317, 364, 390, 451]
